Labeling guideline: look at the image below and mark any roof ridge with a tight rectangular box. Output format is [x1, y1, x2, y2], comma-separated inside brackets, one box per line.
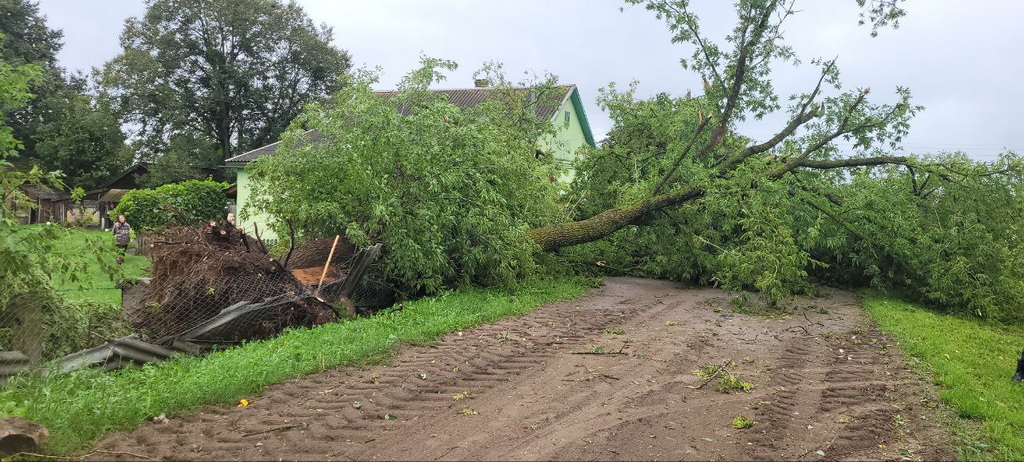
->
[373, 84, 575, 93]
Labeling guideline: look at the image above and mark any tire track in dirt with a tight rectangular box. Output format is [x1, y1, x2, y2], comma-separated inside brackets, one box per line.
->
[87, 278, 955, 461]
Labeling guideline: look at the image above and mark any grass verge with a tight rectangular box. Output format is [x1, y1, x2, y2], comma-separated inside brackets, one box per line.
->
[0, 277, 587, 455]
[864, 296, 1024, 460]
[52, 229, 149, 305]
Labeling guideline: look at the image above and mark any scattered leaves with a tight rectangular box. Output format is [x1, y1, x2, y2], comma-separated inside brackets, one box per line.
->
[732, 415, 755, 429]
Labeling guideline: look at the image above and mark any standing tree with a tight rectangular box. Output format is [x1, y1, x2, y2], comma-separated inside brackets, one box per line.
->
[99, 0, 353, 177]
[0, 0, 130, 189]
[0, 0, 64, 160]
[34, 76, 133, 190]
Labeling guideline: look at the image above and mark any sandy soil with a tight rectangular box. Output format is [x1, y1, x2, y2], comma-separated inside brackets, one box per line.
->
[88, 277, 955, 461]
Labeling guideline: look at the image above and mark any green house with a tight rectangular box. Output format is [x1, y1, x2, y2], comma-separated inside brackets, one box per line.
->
[225, 84, 596, 238]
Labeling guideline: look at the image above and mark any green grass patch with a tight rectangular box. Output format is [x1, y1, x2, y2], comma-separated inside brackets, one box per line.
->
[52, 229, 149, 305]
[0, 277, 586, 455]
[864, 296, 1024, 460]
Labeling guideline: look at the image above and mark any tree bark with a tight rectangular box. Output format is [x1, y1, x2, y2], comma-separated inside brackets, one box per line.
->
[529, 187, 704, 251]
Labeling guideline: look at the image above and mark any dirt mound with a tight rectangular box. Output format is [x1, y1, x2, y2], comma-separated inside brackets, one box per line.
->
[124, 226, 337, 342]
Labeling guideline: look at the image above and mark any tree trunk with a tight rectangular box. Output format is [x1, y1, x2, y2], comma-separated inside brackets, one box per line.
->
[0, 417, 48, 457]
[529, 187, 704, 251]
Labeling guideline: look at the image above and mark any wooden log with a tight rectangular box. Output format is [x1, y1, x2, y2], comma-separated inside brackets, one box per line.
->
[0, 417, 48, 457]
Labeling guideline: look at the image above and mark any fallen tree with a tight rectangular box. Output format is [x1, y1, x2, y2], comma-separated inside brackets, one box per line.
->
[248, 1, 1024, 322]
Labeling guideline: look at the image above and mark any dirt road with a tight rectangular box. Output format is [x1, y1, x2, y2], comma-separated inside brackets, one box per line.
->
[90, 278, 954, 460]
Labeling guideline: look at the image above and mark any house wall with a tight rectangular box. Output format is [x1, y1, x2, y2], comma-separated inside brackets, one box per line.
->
[233, 167, 278, 241]
[539, 95, 590, 182]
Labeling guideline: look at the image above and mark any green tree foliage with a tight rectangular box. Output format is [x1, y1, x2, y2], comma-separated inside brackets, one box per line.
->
[114, 179, 229, 232]
[247, 60, 565, 295]
[801, 153, 1024, 323]
[1, 54, 121, 361]
[137, 133, 220, 188]
[0, 0, 63, 158]
[551, 0, 1024, 322]
[99, 0, 353, 173]
[34, 85, 133, 190]
[565, 49, 1024, 321]
[0, 1, 130, 186]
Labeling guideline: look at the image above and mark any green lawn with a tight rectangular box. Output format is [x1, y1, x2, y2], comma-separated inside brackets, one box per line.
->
[864, 296, 1024, 460]
[1, 277, 587, 455]
[52, 229, 149, 305]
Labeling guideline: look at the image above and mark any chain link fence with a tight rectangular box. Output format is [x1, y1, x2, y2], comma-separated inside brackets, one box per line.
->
[1, 227, 384, 381]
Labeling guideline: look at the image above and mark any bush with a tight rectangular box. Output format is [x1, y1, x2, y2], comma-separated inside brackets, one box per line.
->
[114, 179, 228, 231]
[43, 300, 132, 360]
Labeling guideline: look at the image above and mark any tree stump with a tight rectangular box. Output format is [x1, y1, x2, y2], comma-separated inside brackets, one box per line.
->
[0, 417, 48, 457]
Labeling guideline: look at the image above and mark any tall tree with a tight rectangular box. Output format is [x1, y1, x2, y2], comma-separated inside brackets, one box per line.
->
[0, 1, 130, 187]
[99, 0, 352, 170]
[34, 80, 133, 190]
[0, 0, 63, 158]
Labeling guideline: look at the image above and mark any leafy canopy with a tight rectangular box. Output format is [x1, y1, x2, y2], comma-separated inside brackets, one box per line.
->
[247, 59, 566, 295]
[99, 0, 353, 175]
[0, 1, 131, 189]
[114, 179, 229, 232]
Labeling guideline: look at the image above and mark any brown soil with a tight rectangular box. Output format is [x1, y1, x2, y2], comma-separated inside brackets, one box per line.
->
[88, 278, 956, 461]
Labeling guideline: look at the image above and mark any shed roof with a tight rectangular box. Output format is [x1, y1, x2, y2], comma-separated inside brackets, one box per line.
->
[98, 189, 129, 203]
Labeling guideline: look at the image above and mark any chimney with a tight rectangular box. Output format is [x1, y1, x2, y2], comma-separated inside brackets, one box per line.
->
[474, 78, 490, 88]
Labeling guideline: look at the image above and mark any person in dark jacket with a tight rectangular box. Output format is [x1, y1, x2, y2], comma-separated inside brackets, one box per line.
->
[1014, 349, 1024, 383]
[112, 214, 131, 264]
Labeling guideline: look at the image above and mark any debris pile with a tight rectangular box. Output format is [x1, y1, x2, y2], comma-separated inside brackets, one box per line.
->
[123, 225, 338, 343]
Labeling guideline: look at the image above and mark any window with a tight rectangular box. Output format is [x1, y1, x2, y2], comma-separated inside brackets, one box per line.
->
[564, 111, 570, 123]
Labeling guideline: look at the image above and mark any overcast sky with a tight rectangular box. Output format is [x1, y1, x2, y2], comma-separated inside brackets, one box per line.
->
[35, 0, 1024, 160]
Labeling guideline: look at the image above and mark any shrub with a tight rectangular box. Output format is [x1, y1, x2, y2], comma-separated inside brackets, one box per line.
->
[114, 179, 228, 231]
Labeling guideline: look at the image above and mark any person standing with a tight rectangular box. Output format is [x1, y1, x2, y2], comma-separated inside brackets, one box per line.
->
[112, 214, 131, 264]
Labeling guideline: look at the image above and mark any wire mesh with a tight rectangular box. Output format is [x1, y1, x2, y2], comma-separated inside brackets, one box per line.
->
[1, 224, 386, 379]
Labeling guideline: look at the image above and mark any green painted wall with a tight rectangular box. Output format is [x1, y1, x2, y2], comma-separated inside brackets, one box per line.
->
[231, 165, 278, 241]
[539, 95, 589, 182]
